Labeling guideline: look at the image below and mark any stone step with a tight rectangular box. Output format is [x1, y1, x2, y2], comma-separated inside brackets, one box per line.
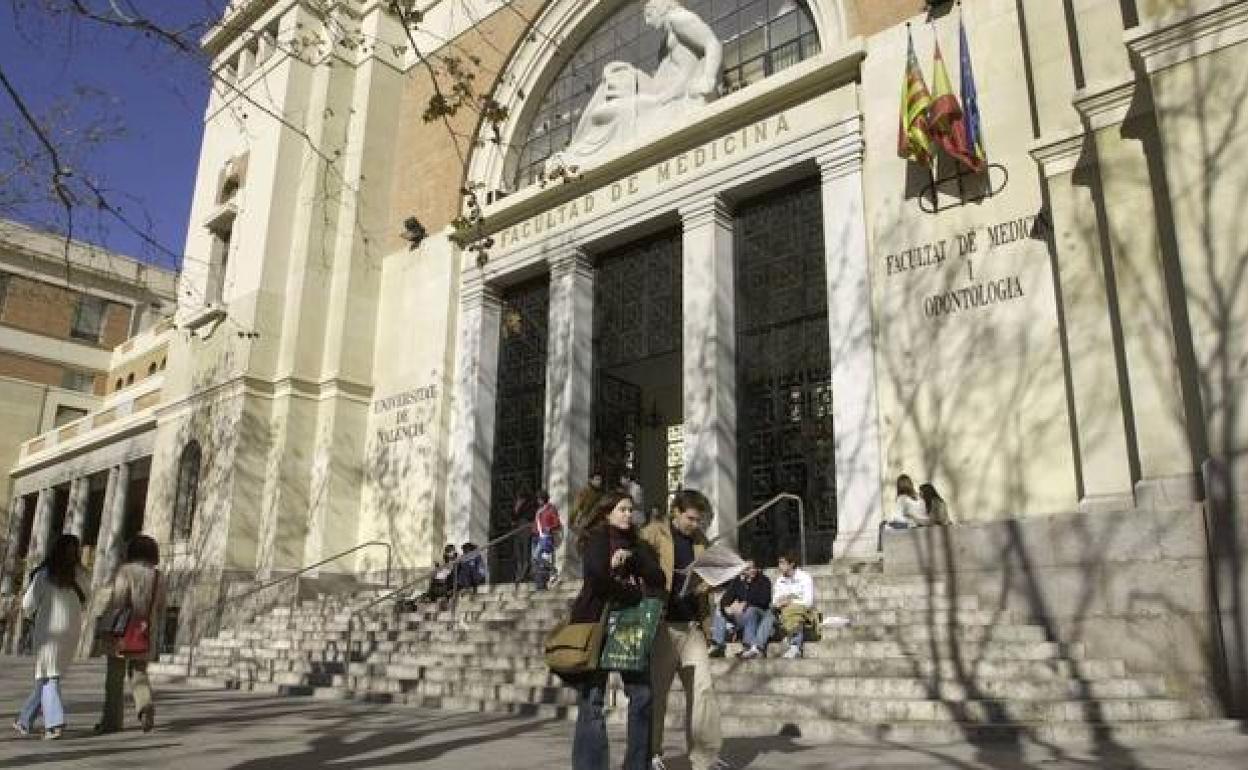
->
[311, 681, 1191, 724]
[362, 654, 1130, 683]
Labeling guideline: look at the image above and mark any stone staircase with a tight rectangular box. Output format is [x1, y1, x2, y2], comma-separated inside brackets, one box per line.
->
[149, 560, 1221, 743]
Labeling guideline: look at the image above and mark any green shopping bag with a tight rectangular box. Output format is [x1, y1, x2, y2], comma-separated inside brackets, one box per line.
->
[599, 597, 664, 672]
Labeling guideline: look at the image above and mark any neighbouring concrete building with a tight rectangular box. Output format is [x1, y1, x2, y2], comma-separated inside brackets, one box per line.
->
[0, 220, 175, 603]
[3, 0, 1247, 715]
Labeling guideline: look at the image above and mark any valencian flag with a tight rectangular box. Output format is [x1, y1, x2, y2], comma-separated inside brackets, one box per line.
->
[959, 17, 987, 170]
[897, 28, 933, 165]
[928, 37, 982, 172]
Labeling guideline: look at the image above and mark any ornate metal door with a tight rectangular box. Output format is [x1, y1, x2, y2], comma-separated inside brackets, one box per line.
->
[490, 278, 549, 581]
[734, 179, 836, 566]
[592, 230, 682, 481]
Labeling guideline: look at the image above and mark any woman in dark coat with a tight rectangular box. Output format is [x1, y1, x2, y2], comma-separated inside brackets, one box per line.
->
[567, 491, 665, 770]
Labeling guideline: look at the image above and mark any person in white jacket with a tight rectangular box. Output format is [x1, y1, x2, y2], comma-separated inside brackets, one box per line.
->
[772, 553, 816, 659]
[13, 534, 89, 740]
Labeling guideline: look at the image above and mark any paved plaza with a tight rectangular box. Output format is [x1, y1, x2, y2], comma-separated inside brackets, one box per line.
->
[1, 658, 1246, 769]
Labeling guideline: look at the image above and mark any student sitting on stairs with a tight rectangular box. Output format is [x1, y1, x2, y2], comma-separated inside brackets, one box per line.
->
[773, 553, 817, 659]
[708, 559, 773, 659]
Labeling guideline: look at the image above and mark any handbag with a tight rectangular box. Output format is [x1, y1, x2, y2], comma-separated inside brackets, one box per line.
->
[599, 597, 663, 672]
[114, 571, 159, 657]
[544, 606, 609, 676]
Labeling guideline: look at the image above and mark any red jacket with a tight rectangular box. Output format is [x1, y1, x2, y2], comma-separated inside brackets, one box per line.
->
[533, 502, 562, 536]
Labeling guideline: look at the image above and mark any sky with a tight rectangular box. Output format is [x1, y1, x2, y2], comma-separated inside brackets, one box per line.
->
[0, 3, 222, 271]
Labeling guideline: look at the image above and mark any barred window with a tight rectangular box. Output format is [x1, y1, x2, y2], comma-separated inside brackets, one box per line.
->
[61, 369, 96, 393]
[70, 295, 108, 342]
[513, 0, 820, 189]
[172, 440, 202, 542]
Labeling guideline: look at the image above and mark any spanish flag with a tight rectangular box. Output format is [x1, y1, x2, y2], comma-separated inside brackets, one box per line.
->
[897, 29, 933, 166]
[929, 38, 983, 172]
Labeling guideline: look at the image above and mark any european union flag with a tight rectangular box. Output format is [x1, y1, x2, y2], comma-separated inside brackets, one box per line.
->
[959, 18, 987, 169]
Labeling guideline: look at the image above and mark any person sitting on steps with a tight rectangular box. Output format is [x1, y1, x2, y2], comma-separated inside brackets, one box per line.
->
[773, 552, 817, 659]
[708, 559, 773, 660]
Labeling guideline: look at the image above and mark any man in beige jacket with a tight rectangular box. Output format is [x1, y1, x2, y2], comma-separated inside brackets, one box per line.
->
[639, 489, 727, 770]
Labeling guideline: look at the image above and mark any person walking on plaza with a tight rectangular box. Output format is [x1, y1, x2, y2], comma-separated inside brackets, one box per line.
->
[641, 489, 728, 770]
[566, 491, 665, 770]
[13, 534, 89, 740]
[708, 559, 773, 660]
[532, 491, 562, 590]
[774, 553, 817, 659]
[97, 534, 165, 734]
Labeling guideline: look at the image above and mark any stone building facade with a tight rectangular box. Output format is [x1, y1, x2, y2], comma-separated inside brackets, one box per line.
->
[0, 220, 175, 605]
[3, 0, 1247, 712]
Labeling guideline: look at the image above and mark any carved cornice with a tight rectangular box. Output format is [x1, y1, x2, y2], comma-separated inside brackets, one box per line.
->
[1073, 76, 1144, 131]
[1029, 129, 1093, 177]
[815, 116, 866, 181]
[1127, 0, 1248, 74]
[547, 248, 593, 281]
[680, 194, 733, 232]
[459, 279, 503, 311]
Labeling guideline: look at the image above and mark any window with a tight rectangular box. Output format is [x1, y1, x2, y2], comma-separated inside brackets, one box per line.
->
[0, 272, 9, 317]
[70, 295, 108, 342]
[147, 362, 158, 376]
[172, 440, 202, 541]
[61, 369, 96, 393]
[512, 0, 820, 189]
[126, 373, 134, 385]
[115, 378, 124, 391]
[206, 223, 233, 304]
[54, 404, 88, 427]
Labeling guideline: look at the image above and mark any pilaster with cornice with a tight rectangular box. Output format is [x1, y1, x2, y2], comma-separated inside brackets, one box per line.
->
[1127, 0, 1248, 74]
[1029, 129, 1137, 511]
[1073, 75, 1145, 131]
[813, 148, 883, 559]
[543, 247, 594, 574]
[443, 278, 504, 546]
[1030, 130, 1095, 178]
[679, 194, 738, 544]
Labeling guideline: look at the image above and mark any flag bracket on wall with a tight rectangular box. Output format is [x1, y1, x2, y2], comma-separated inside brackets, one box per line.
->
[917, 162, 1008, 214]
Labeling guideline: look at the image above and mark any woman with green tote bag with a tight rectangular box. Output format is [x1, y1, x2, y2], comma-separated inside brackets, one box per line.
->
[564, 491, 664, 770]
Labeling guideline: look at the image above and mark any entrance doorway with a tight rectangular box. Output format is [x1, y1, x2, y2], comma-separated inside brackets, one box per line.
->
[489, 277, 549, 582]
[593, 229, 683, 522]
[735, 178, 837, 566]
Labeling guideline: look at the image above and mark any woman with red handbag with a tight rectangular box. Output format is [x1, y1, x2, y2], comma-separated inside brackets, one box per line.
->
[95, 535, 164, 734]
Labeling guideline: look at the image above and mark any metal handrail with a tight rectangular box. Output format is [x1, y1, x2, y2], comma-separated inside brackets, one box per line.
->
[711, 492, 808, 567]
[231, 540, 394, 604]
[184, 540, 393, 678]
[343, 522, 533, 665]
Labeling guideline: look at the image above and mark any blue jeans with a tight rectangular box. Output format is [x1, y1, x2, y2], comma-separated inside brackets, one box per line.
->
[573, 671, 651, 770]
[711, 607, 775, 650]
[17, 677, 65, 730]
[533, 535, 556, 590]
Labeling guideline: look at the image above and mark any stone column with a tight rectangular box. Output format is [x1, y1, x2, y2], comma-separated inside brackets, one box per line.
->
[816, 129, 885, 559]
[679, 194, 738, 544]
[1, 496, 28, 595]
[65, 477, 89, 539]
[1075, 78, 1198, 507]
[543, 249, 594, 571]
[27, 489, 53, 565]
[444, 279, 503, 547]
[1031, 131, 1135, 511]
[94, 464, 130, 587]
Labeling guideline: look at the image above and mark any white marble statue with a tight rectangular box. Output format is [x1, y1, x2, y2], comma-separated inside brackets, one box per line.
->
[545, 0, 723, 175]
